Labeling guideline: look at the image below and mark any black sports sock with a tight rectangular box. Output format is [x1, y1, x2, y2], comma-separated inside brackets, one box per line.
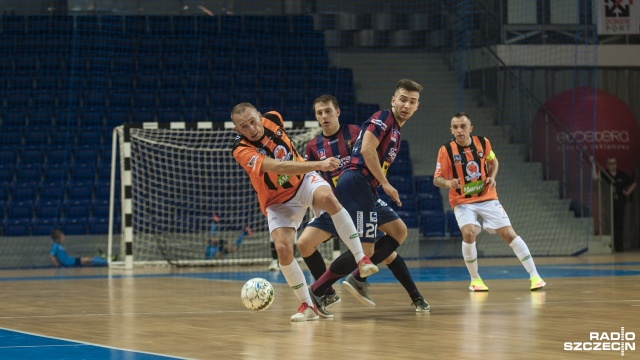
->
[354, 235, 401, 282]
[303, 250, 327, 281]
[387, 254, 422, 300]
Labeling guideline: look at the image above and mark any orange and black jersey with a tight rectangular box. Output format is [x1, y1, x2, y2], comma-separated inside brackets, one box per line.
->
[434, 135, 498, 209]
[232, 111, 305, 215]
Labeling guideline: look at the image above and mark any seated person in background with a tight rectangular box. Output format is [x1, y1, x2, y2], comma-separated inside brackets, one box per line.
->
[49, 229, 110, 267]
[206, 214, 253, 259]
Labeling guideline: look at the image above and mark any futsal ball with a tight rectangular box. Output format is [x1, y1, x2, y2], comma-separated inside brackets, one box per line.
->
[240, 277, 275, 311]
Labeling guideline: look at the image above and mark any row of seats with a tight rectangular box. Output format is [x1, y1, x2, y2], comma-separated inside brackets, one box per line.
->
[0, 164, 112, 183]
[3, 216, 120, 237]
[1, 70, 354, 94]
[1, 101, 380, 127]
[1, 15, 317, 36]
[0, 147, 111, 166]
[1, 198, 117, 219]
[0, 180, 117, 202]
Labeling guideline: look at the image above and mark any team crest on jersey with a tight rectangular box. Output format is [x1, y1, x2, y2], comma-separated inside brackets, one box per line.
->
[275, 128, 283, 138]
[464, 160, 482, 181]
[453, 154, 462, 164]
[273, 145, 290, 161]
[478, 151, 484, 158]
[317, 149, 326, 160]
[391, 128, 397, 142]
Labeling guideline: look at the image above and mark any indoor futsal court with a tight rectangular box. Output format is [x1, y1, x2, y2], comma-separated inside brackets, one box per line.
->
[0, 253, 638, 360]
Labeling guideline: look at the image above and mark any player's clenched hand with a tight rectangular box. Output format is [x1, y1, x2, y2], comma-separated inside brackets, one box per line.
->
[318, 157, 340, 171]
[382, 182, 402, 207]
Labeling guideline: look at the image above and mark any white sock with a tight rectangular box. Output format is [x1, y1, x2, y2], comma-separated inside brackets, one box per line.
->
[279, 259, 312, 306]
[331, 208, 365, 263]
[509, 236, 540, 278]
[462, 241, 480, 280]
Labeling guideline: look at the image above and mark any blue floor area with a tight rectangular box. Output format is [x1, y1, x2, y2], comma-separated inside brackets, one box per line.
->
[0, 328, 182, 360]
[2, 262, 639, 284]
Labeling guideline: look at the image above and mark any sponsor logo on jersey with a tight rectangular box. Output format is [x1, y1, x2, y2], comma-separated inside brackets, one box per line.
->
[465, 161, 481, 181]
[273, 145, 290, 161]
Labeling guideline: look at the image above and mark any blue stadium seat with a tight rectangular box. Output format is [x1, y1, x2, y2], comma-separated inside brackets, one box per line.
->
[387, 158, 413, 178]
[130, 108, 156, 122]
[31, 91, 57, 108]
[11, 182, 39, 202]
[5, 91, 31, 108]
[0, 150, 17, 165]
[82, 90, 107, 108]
[157, 108, 182, 123]
[63, 199, 92, 218]
[3, 131, 23, 147]
[42, 164, 70, 183]
[420, 210, 446, 237]
[105, 110, 130, 126]
[8, 76, 34, 90]
[2, 109, 28, 128]
[66, 181, 94, 201]
[20, 148, 46, 164]
[75, 129, 103, 147]
[39, 182, 65, 201]
[28, 109, 54, 127]
[447, 210, 462, 237]
[110, 72, 135, 90]
[91, 199, 111, 218]
[0, 165, 15, 182]
[70, 163, 97, 182]
[158, 91, 183, 108]
[88, 216, 110, 234]
[31, 217, 60, 236]
[396, 210, 419, 228]
[37, 200, 62, 219]
[3, 219, 30, 236]
[173, 16, 197, 36]
[14, 165, 42, 183]
[61, 217, 88, 235]
[34, 75, 59, 90]
[46, 147, 71, 165]
[418, 193, 443, 212]
[388, 175, 414, 195]
[210, 72, 233, 90]
[22, 130, 49, 148]
[73, 147, 99, 165]
[415, 175, 439, 195]
[7, 200, 34, 219]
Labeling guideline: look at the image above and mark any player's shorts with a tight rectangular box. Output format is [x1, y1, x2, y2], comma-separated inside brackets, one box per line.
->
[266, 171, 331, 233]
[334, 170, 399, 243]
[307, 198, 396, 243]
[453, 200, 512, 235]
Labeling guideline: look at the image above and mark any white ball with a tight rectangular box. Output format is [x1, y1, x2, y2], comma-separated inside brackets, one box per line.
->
[240, 277, 275, 311]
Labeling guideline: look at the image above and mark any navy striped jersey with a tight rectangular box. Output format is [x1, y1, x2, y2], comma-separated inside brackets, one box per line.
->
[345, 109, 402, 189]
[304, 124, 361, 190]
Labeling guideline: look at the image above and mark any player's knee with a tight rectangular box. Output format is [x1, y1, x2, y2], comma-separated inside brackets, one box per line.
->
[314, 189, 340, 213]
[296, 237, 315, 257]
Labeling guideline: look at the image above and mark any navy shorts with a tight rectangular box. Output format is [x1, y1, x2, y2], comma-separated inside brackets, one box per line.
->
[334, 170, 399, 243]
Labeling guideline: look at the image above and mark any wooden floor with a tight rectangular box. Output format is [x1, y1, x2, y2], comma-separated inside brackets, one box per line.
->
[1, 253, 639, 360]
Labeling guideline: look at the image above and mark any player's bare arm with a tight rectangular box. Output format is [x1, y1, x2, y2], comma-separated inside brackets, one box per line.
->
[261, 156, 339, 175]
[361, 131, 402, 206]
[434, 176, 461, 189]
[485, 157, 498, 189]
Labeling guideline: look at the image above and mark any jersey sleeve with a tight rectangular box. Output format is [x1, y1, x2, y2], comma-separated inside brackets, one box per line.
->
[233, 145, 266, 178]
[363, 117, 389, 143]
[263, 111, 284, 127]
[484, 138, 495, 162]
[434, 146, 451, 179]
[304, 140, 315, 161]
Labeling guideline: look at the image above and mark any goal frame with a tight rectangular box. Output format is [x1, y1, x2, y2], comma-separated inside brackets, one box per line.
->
[107, 120, 319, 270]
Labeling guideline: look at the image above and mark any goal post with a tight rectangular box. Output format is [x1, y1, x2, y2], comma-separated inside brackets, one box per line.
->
[108, 120, 324, 269]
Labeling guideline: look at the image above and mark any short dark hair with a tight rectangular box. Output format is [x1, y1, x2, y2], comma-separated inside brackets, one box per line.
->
[312, 94, 340, 112]
[51, 229, 63, 241]
[452, 112, 471, 121]
[396, 79, 423, 93]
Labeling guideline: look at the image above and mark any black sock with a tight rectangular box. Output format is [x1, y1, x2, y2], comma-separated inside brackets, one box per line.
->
[303, 250, 327, 282]
[354, 235, 401, 282]
[387, 254, 421, 300]
[328, 250, 357, 275]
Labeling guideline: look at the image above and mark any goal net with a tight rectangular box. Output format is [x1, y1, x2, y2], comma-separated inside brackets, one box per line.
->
[109, 121, 323, 269]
